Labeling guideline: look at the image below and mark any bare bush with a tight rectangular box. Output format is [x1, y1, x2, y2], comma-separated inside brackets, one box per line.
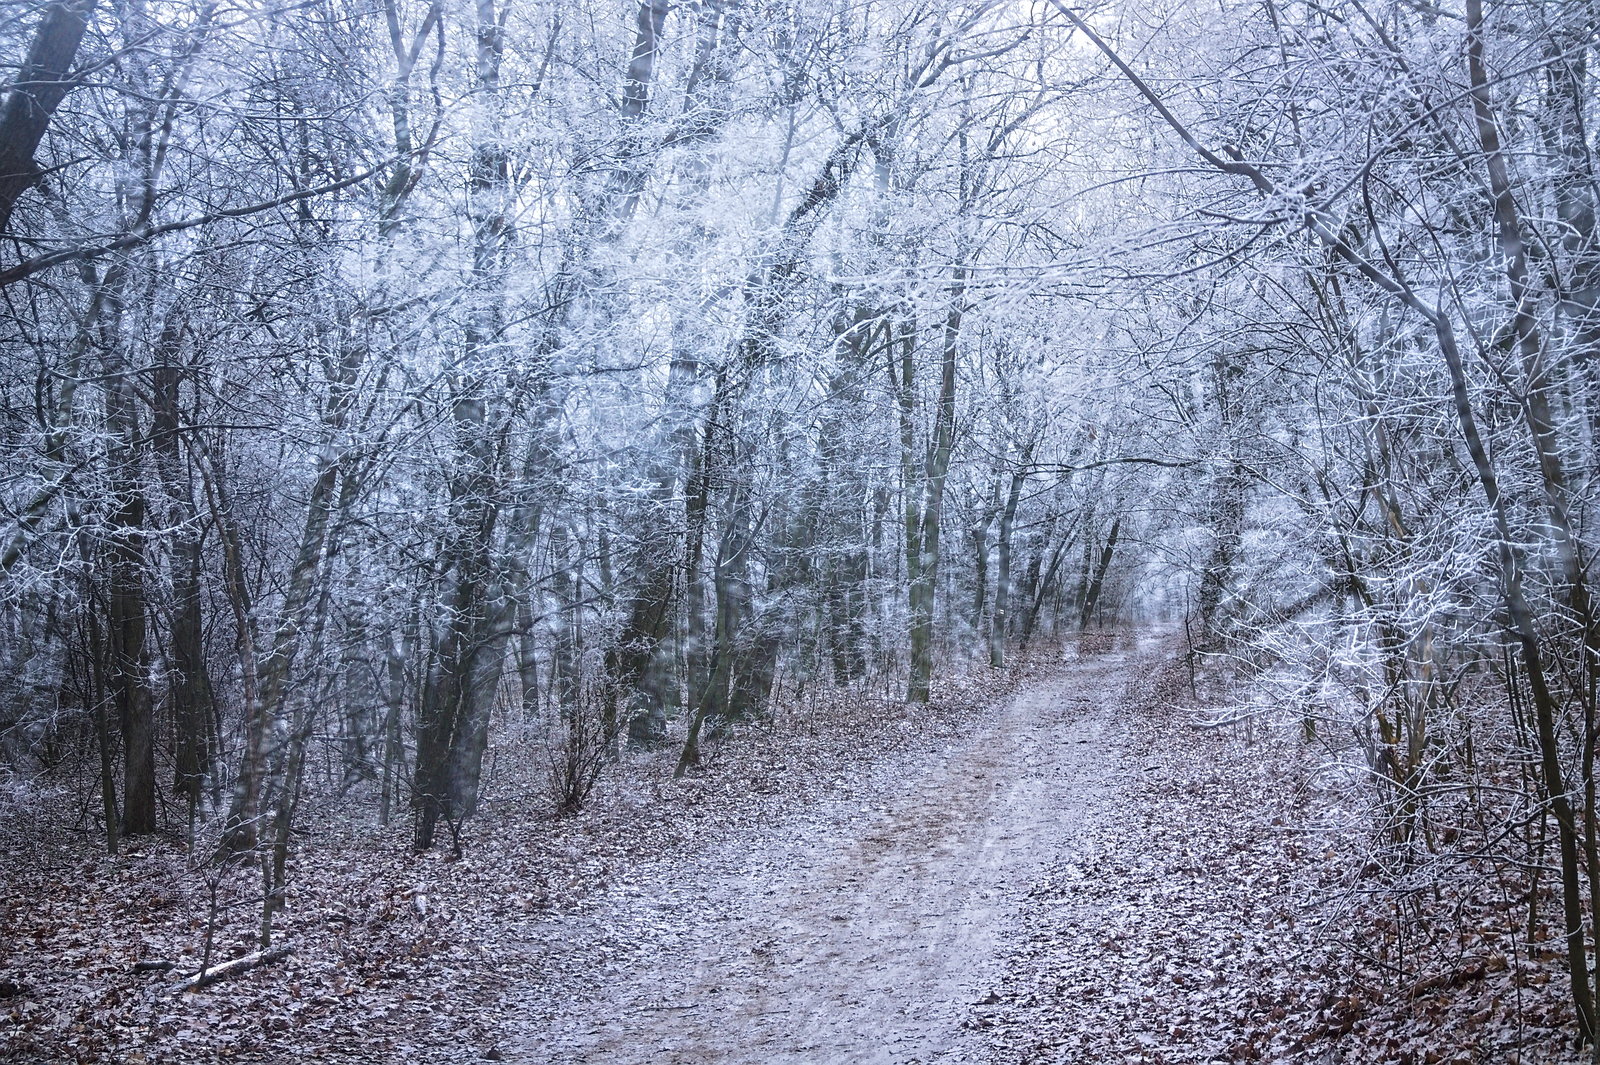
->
[545, 698, 608, 816]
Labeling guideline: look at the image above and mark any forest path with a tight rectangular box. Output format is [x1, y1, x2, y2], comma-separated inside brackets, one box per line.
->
[513, 638, 1154, 1064]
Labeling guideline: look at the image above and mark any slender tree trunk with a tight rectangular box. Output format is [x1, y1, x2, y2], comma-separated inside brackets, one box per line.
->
[906, 264, 965, 703]
[1078, 517, 1120, 631]
[84, 596, 119, 855]
[98, 277, 157, 836]
[214, 322, 366, 855]
[151, 352, 216, 816]
[612, 0, 747, 739]
[411, 0, 516, 851]
[990, 468, 1025, 667]
[1021, 513, 1079, 648]
[378, 651, 401, 826]
[1463, 4, 1598, 1034]
[1195, 462, 1245, 648]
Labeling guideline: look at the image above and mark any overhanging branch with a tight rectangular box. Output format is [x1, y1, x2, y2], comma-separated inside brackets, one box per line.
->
[0, 162, 391, 287]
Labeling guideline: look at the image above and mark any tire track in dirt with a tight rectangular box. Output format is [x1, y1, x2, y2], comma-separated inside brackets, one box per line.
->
[514, 640, 1151, 1064]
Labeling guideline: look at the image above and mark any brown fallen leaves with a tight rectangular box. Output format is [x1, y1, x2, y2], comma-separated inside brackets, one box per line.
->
[1, 658, 1031, 1064]
[981, 653, 1584, 1065]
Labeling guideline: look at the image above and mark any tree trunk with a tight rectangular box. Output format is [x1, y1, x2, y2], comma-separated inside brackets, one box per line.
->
[151, 353, 216, 814]
[411, 0, 516, 851]
[213, 314, 367, 856]
[990, 468, 1025, 667]
[84, 595, 119, 855]
[1078, 517, 1121, 631]
[378, 623, 410, 827]
[1195, 462, 1245, 648]
[906, 264, 966, 703]
[99, 285, 156, 836]
[0, 0, 97, 234]
[1462, 3, 1598, 1034]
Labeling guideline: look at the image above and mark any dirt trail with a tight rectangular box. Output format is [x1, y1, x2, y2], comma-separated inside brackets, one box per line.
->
[515, 641, 1150, 1064]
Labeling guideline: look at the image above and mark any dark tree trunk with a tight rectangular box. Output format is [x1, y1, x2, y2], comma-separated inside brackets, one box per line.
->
[1078, 517, 1121, 631]
[1195, 462, 1245, 647]
[151, 357, 216, 812]
[0, 0, 97, 234]
[100, 295, 156, 836]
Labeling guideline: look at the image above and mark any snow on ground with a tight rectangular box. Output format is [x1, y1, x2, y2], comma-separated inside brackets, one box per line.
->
[983, 648, 1584, 1065]
[0, 656, 1021, 1063]
[2, 634, 1585, 1063]
[513, 639, 1134, 1064]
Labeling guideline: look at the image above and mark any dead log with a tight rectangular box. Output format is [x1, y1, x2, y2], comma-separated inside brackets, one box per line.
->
[174, 946, 291, 992]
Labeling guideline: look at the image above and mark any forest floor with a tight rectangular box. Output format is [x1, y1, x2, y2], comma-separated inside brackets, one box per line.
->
[512, 633, 1584, 1065]
[516, 636, 1136, 1064]
[1, 632, 1584, 1064]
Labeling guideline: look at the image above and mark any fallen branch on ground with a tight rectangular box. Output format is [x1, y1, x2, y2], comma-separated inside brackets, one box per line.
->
[174, 947, 292, 992]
